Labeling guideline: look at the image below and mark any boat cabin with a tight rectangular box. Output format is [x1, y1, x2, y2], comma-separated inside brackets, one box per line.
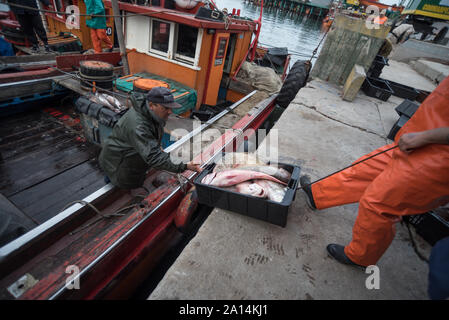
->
[1, 1, 288, 111]
[105, 1, 260, 108]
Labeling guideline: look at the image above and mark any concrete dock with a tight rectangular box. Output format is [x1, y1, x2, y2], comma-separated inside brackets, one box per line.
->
[148, 61, 436, 300]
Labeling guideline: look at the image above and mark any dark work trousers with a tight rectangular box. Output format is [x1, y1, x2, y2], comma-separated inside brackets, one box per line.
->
[16, 13, 48, 46]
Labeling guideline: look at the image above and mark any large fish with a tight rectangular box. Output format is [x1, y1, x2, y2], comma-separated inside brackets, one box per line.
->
[213, 152, 266, 172]
[202, 169, 286, 187]
[230, 165, 291, 183]
[253, 179, 287, 202]
[229, 181, 267, 198]
[103, 94, 124, 111]
[90, 93, 117, 111]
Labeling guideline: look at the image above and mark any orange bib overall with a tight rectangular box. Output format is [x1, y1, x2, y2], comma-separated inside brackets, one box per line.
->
[311, 76, 449, 266]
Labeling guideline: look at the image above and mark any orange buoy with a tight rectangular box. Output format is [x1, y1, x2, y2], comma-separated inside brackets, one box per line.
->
[133, 78, 170, 93]
[174, 186, 199, 233]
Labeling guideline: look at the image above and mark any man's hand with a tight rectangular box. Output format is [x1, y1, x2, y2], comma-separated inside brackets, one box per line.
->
[398, 132, 428, 153]
[399, 127, 449, 154]
[187, 163, 203, 173]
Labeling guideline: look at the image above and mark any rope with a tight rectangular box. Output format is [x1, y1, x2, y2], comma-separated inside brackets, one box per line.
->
[5, 1, 241, 30]
[308, 18, 334, 63]
[224, 14, 231, 30]
[64, 199, 145, 236]
[298, 143, 430, 263]
[50, 66, 130, 100]
[161, 170, 196, 193]
[5, 2, 193, 18]
[298, 145, 399, 190]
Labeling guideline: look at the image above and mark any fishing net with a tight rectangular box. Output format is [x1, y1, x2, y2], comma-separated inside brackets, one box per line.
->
[236, 62, 282, 95]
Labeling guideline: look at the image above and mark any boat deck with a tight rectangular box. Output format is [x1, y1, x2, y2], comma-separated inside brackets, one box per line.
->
[0, 102, 106, 242]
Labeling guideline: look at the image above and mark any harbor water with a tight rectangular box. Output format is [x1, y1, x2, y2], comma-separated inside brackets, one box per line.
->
[217, 0, 326, 66]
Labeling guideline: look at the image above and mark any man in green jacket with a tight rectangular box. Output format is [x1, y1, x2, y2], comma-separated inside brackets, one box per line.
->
[84, 0, 113, 53]
[99, 87, 202, 190]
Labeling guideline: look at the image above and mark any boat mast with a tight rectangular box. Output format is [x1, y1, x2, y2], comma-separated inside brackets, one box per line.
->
[111, 0, 130, 75]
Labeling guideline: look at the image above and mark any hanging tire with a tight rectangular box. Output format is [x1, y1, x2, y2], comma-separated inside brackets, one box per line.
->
[79, 60, 114, 91]
[79, 60, 113, 77]
[276, 60, 311, 108]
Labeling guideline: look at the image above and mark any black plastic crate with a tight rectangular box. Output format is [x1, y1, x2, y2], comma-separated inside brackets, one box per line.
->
[387, 100, 420, 140]
[387, 114, 410, 140]
[191, 109, 214, 122]
[361, 77, 393, 101]
[404, 209, 449, 246]
[384, 80, 420, 100]
[366, 68, 382, 79]
[367, 55, 389, 78]
[395, 99, 419, 118]
[374, 55, 389, 65]
[194, 162, 300, 227]
[416, 89, 431, 103]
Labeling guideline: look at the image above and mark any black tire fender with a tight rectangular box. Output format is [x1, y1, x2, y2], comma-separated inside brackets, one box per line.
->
[79, 60, 114, 77]
[276, 60, 311, 108]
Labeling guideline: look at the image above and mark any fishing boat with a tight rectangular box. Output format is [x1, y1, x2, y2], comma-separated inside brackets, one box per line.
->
[0, 0, 307, 299]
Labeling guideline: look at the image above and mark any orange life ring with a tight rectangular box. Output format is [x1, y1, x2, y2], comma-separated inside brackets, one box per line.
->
[133, 78, 170, 91]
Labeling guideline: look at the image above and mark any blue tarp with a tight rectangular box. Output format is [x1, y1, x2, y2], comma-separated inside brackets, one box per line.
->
[0, 36, 14, 56]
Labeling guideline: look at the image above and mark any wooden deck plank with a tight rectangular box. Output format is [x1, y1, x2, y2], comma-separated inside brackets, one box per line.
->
[31, 174, 106, 224]
[0, 121, 62, 145]
[0, 127, 75, 161]
[0, 110, 49, 136]
[1, 127, 80, 164]
[0, 193, 38, 229]
[0, 193, 38, 247]
[10, 159, 102, 212]
[0, 141, 95, 197]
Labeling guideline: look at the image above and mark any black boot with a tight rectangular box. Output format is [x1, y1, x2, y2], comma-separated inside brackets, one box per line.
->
[326, 244, 365, 269]
[44, 44, 51, 52]
[300, 175, 316, 210]
[31, 45, 39, 52]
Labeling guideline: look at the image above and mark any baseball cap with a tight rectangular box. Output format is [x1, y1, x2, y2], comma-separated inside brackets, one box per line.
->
[146, 87, 182, 109]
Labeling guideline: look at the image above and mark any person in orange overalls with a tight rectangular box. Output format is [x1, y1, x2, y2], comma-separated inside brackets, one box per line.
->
[300, 76, 449, 267]
[84, 0, 113, 53]
[374, 9, 388, 26]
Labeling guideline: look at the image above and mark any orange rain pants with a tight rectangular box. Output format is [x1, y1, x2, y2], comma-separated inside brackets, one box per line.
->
[90, 28, 113, 54]
[311, 76, 449, 266]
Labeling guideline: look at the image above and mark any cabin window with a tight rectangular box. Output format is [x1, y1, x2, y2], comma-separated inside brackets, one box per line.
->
[174, 25, 202, 66]
[223, 34, 237, 74]
[138, 17, 202, 68]
[174, 24, 198, 64]
[150, 19, 174, 57]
